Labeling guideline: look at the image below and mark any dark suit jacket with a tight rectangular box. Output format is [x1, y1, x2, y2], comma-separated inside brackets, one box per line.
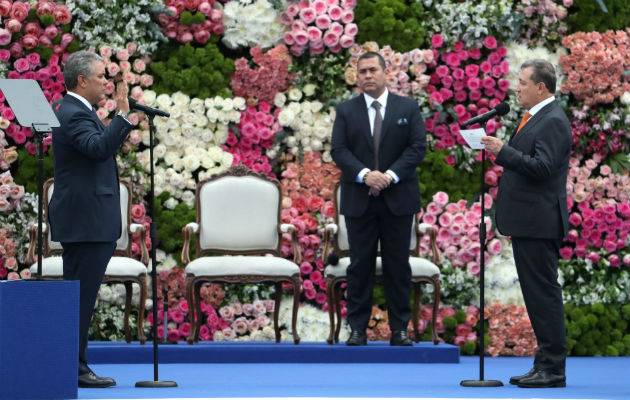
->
[331, 93, 426, 217]
[494, 100, 571, 239]
[49, 94, 132, 243]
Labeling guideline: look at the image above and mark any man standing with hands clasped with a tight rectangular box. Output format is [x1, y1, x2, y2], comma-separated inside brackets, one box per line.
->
[331, 52, 426, 346]
[49, 50, 134, 388]
[481, 59, 571, 388]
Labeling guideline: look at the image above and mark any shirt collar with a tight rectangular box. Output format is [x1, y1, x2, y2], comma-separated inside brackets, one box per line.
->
[67, 91, 93, 111]
[364, 90, 388, 110]
[528, 95, 555, 116]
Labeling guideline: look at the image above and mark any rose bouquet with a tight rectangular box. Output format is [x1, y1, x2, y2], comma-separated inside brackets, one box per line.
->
[280, 0, 358, 56]
[157, 0, 223, 45]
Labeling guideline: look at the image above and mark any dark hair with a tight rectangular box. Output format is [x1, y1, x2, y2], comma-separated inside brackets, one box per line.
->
[63, 51, 103, 90]
[358, 51, 386, 70]
[521, 59, 556, 94]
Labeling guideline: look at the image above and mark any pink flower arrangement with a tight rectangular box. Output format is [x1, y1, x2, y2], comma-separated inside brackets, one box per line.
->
[0, 227, 18, 279]
[345, 42, 433, 98]
[280, 152, 340, 306]
[418, 191, 495, 276]
[486, 303, 536, 357]
[230, 45, 293, 106]
[514, 0, 571, 48]
[281, 0, 358, 56]
[424, 36, 510, 157]
[560, 29, 630, 105]
[222, 101, 281, 177]
[568, 104, 630, 159]
[157, 0, 223, 45]
[563, 154, 630, 267]
[211, 300, 274, 340]
[0, 167, 25, 213]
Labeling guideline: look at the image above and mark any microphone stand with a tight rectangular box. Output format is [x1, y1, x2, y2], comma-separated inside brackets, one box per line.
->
[460, 120, 502, 387]
[135, 113, 177, 388]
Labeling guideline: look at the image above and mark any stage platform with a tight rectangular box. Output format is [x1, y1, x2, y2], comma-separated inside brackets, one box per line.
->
[87, 340, 460, 364]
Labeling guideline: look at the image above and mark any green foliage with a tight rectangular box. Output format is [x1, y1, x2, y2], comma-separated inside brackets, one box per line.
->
[179, 11, 206, 26]
[460, 340, 476, 355]
[150, 40, 234, 99]
[418, 149, 481, 206]
[565, 303, 630, 356]
[38, 14, 55, 27]
[11, 148, 54, 194]
[354, 0, 429, 52]
[154, 192, 197, 256]
[567, 0, 630, 33]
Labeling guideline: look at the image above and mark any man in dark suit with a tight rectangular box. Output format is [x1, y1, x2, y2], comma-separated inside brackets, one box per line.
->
[481, 59, 571, 388]
[49, 50, 133, 388]
[331, 52, 426, 346]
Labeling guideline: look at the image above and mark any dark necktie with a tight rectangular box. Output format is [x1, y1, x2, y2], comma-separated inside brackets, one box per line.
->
[371, 100, 382, 170]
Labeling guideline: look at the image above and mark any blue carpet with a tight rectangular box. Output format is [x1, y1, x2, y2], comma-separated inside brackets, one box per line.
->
[87, 341, 460, 364]
[76, 356, 629, 399]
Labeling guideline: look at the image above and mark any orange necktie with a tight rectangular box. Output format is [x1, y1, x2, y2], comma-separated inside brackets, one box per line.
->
[516, 112, 531, 134]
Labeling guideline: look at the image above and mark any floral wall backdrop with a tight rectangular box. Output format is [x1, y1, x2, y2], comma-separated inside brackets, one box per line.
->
[1, 0, 628, 356]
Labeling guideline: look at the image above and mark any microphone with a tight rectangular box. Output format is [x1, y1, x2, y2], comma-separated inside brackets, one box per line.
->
[461, 102, 509, 127]
[326, 252, 339, 266]
[128, 97, 170, 118]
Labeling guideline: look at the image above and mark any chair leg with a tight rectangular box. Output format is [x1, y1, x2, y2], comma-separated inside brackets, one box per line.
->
[194, 281, 204, 343]
[138, 277, 147, 345]
[326, 280, 335, 345]
[273, 282, 282, 343]
[432, 278, 441, 345]
[186, 278, 196, 345]
[123, 281, 132, 343]
[290, 277, 301, 345]
[334, 282, 343, 343]
[412, 282, 421, 343]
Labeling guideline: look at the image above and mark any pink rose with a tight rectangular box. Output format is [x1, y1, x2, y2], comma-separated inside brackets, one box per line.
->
[339, 34, 354, 48]
[53, 6, 72, 24]
[608, 254, 621, 267]
[487, 238, 502, 255]
[299, 7, 316, 24]
[307, 26, 322, 41]
[21, 34, 38, 50]
[194, 29, 210, 44]
[132, 59, 146, 73]
[559, 247, 573, 259]
[315, 14, 331, 30]
[106, 62, 120, 76]
[483, 36, 497, 49]
[432, 191, 449, 206]
[9, 2, 30, 21]
[340, 9, 353, 24]
[140, 74, 153, 87]
[13, 58, 30, 73]
[198, 1, 212, 16]
[6, 19, 22, 33]
[0, 1, 11, 17]
[329, 5, 342, 20]
[431, 34, 444, 48]
[24, 21, 41, 37]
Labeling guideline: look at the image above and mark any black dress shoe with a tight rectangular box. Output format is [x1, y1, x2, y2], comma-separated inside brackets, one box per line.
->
[346, 330, 367, 346]
[389, 330, 413, 346]
[517, 370, 566, 388]
[509, 367, 537, 384]
[78, 371, 116, 388]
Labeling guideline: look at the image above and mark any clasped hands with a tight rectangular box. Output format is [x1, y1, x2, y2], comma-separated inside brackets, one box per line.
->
[365, 170, 392, 196]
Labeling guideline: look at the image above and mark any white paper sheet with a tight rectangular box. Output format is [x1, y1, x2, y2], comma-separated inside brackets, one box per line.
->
[459, 128, 486, 150]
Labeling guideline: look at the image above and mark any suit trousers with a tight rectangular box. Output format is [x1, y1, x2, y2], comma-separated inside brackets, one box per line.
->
[344, 195, 413, 332]
[512, 237, 567, 374]
[62, 241, 116, 375]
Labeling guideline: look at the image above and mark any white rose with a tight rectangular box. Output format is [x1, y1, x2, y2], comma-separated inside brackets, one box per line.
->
[214, 127, 229, 144]
[311, 101, 323, 113]
[286, 136, 297, 148]
[156, 122, 169, 135]
[232, 97, 246, 110]
[206, 108, 219, 122]
[311, 139, 323, 151]
[300, 110, 314, 125]
[204, 97, 215, 109]
[156, 93, 172, 109]
[193, 147, 206, 159]
[181, 123, 195, 137]
[190, 98, 204, 114]
[195, 114, 208, 127]
[182, 112, 197, 125]
[322, 151, 332, 163]
[230, 110, 241, 122]
[208, 146, 224, 162]
[287, 101, 301, 115]
[172, 158, 184, 171]
[201, 129, 215, 143]
[182, 190, 195, 206]
[266, 148, 277, 159]
[303, 83, 316, 97]
[221, 152, 234, 167]
[141, 130, 150, 146]
[300, 137, 311, 147]
[154, 144, 167, 159]
[99, 286, 113, 302]
[277, 108, 295, 126]
[167, 118, 179, 129]
[274, 92, 286, 108]
[169, 106, 182, 119]
[186, 178, 196, 190]
[301, 102, 312, 113]
[313, 126, 329, 140]
[142, 90, 157, 105]
[164, 151, 180, 166]
[621, 92, 630, 105]
[221, 98, 234, 111]
[288, 87, 302, 101]
[172, 92, 190, 107]
[201, 154, 215, 169]
[164, 134, 177, 147]
[170, 173, 184, 187]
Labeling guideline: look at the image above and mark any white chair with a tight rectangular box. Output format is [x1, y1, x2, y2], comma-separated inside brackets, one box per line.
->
[27, 178, 149, 344]
[181, 165, 302, 344]
[322, 184, 442, 345]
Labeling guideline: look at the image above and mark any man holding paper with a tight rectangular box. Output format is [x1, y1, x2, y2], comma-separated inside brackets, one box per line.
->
[481, 59, 571, 388]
